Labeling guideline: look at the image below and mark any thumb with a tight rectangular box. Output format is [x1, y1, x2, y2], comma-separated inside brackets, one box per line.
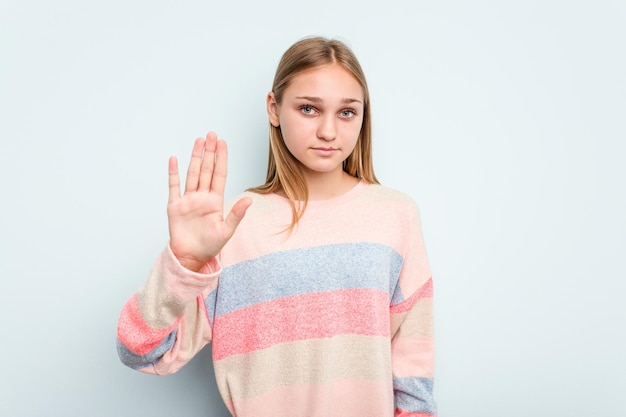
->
[224, 197, 253, 234]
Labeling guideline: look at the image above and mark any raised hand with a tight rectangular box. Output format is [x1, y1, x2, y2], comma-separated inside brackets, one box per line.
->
[167, 132, 252, 272]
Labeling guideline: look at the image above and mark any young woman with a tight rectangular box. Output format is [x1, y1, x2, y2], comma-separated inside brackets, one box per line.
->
[117, 36, 437, 417]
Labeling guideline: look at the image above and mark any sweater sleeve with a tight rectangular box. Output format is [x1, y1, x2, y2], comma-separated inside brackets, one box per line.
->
[390, 202, 437, 417]
[116, 244, 220, 375]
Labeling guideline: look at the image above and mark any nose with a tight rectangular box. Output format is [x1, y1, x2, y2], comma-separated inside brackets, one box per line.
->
[317, 114, 337, 141]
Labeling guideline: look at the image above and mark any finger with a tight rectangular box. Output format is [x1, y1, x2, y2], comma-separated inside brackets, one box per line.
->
[198, 132, 218, 191]
[224, 197, 252, 235]
[184, 138, 205, 194]
[168, 156, 181, 204]
[211, 139, 228, 195]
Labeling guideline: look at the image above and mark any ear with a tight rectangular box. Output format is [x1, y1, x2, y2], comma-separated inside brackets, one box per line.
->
[266, 92, 280, 127]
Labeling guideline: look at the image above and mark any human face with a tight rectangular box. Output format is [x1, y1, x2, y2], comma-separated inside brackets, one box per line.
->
[267, 64, 364, 179]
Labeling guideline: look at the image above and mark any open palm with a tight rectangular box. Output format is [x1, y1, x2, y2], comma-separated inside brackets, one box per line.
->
[167, 132, 251, 272]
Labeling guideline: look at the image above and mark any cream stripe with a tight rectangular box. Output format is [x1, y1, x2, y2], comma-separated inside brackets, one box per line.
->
[214, 335, 392, 402]
[391, 298, 434, 339]
[138, 251, 194, 329]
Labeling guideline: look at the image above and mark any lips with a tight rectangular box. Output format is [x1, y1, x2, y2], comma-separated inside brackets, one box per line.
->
[311, 147, 338, 156]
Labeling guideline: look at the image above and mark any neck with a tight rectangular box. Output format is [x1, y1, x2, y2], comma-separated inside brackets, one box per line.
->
[303, 169, 360, 200]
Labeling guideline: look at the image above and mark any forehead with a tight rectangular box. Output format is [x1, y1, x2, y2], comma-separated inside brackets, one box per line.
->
[285, 64, 364, 101]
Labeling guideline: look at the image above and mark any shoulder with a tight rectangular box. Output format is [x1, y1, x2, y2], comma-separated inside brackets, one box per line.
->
[225, 191, 291, 224]
[226, 191, 282, 210]
[359, 183, 421, 215]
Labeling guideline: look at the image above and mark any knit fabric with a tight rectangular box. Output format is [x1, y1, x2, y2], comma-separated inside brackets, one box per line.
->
[117, 181, 437, 416]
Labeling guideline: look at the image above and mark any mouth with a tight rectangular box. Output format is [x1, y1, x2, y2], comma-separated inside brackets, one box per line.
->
[311, 147, 338, 156]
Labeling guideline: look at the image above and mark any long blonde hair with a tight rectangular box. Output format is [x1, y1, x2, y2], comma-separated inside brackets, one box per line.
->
[248, 36, 378, 230]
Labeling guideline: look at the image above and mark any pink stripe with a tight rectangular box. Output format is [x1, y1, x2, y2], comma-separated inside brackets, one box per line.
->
[395, 410, 437, 417]
[213, 289, 389, 361]
[116, 295, 179, 355]
[228, 378, 393, 415]
[391, 277, 433, 314]
[392, 338, 435, 378]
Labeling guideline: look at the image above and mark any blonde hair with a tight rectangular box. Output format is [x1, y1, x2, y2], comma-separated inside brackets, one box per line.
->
[248, 36, 379, 230]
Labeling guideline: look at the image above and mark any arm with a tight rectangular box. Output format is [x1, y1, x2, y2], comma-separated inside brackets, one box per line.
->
[116, 132, 251, 374]
[116, 245, 220, 374]
[390, 203, 437, 417]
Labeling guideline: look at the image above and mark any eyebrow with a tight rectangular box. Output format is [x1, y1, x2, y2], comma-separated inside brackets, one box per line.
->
[294, 96, 362, 104]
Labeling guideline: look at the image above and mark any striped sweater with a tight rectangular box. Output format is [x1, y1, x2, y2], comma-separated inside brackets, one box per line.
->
[117, 181, 437, 416]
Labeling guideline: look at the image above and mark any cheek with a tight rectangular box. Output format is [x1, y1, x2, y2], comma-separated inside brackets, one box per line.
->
[279, 122, 303, 155]
[281, 114, 314, 139]
[341, 121, 363, 142]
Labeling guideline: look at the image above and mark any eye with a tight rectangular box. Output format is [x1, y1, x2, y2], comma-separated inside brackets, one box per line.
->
[300, 105, 317, 115]
[340, 109, 357, 119]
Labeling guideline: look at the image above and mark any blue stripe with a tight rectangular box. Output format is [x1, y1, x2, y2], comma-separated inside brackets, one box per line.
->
[390, 278, 408, 307]
[213, 242, 403, 317]
[204, 288, 217, 326]
[393, 376, 437, 414]
[116, 330, 177, 370]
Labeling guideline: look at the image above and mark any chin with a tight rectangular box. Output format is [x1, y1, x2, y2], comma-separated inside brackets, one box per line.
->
[304, 165, 344, 175]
